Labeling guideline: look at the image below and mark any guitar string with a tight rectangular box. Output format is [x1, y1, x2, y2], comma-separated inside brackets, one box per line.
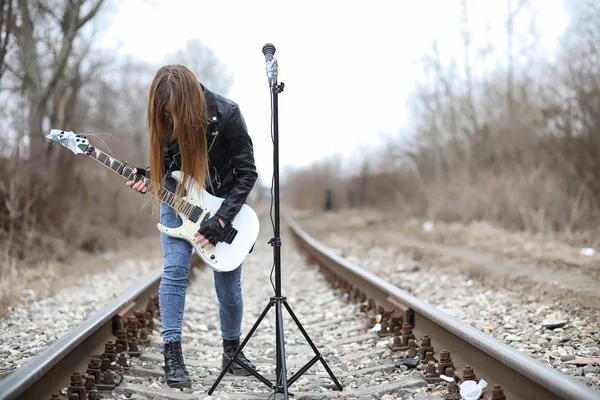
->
[91, 148, 200, 219]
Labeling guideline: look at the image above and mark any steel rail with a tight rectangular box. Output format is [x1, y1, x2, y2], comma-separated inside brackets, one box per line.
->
[286, 214, 599, 400]
[0, 268, 163, 400]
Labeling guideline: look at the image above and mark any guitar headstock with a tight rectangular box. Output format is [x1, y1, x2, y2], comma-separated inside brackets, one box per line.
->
[45, 129, 94, 155]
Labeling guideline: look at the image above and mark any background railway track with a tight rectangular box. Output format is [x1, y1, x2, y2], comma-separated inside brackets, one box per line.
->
[0, 213, 598, 400]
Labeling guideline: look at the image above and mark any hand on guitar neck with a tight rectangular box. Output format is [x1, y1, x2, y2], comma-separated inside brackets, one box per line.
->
[125, 168, 226, 249]
[125, 168, 148, 194]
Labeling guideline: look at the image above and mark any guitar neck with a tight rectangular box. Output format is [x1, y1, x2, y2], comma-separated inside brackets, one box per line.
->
[87, 147, 199, 218]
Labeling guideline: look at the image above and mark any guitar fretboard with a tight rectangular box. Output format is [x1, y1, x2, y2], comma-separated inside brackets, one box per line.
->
[88, 147, 204, 221]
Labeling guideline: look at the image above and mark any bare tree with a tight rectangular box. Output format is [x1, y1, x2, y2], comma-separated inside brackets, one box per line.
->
[164, 39, 234, 95]
[460, 0, 479, 141]
[0, 0, 13, 84]
[505, 0, 529, 118]
[9, 0, 105, 159]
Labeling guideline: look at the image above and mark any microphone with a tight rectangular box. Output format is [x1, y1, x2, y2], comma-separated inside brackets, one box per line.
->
[262, 43, 276, 62]
[262, 43, 278, 84]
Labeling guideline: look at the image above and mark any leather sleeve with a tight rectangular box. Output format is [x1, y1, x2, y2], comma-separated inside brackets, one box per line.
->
[133, 166, 151, 180]
[215, 104, 258, 223]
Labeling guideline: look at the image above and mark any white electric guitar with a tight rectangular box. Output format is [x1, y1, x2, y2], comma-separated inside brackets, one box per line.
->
[46, 129, 260, 272]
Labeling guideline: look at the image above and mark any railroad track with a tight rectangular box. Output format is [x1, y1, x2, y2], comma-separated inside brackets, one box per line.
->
[0, 268, 163, 400]
[286, 216, 599, 400]
[0, 214, 598, 400]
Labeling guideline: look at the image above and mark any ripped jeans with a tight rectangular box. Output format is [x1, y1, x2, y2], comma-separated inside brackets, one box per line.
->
[158, 202, 243, 344]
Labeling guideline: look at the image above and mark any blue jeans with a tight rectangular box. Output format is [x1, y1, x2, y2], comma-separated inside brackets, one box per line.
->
[158, 202, 244, 343]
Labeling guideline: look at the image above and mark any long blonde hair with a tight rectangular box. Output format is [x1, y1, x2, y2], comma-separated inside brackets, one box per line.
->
[147, 64, 208, 214]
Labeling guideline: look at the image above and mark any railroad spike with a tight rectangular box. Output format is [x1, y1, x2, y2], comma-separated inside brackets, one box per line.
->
[146, 310, 155, 331]
[423, 350, 435, 365]
[444, 380, 461, 400]
[400, 322, 415, 348]
[115, 329, 128, 352]
[462, 365, 477, 381]
[391, 326, 403, 351]
[407, 339, 418, 358]
[84, 373, 96, 391]
[424, 361, 441, 383]
[66, 372, 86, 400]
[88, 386, 101, 400]
[419, 334, 434, 359]
[86, 356, 101, 383]
[128, 336, 141, 357]
[438, 350, 455, 375]
[492, 384, 506, 400]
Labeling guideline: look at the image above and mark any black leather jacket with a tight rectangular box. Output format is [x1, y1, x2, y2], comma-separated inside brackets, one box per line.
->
[160, 85, 258, 223]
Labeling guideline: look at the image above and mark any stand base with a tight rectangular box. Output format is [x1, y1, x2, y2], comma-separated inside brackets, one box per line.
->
[208, 296, 343, 399]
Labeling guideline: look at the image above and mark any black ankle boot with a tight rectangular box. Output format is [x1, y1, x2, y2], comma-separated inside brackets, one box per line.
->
[163, 341, 192, 388]
[222, 338, 257, 376]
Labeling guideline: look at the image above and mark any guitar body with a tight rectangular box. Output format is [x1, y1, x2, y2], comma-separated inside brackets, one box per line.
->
[156, 171, 260, 273]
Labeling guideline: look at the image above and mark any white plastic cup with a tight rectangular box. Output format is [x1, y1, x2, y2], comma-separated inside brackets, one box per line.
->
[459, 379, 488, 400]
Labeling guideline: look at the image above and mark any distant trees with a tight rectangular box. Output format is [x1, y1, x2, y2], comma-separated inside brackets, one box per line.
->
[5, 0, 105, 159]
[164, 39, 234, 96]
[0, 1, 234, 263]
[0, 0, 13, 84]
[284, 1, 600, 244]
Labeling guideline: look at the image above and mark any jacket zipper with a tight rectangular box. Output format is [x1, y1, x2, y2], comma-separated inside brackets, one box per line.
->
[208, 130, 219, 153]
[213, 166, 221, 189]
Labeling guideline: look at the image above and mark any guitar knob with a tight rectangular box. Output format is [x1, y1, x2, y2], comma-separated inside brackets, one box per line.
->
[210, 255, 215, 260]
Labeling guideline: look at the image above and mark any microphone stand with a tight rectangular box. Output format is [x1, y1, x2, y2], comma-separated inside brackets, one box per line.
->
[207, 43, 343, 399]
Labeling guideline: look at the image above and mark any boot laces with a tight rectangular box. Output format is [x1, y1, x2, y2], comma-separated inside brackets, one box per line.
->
[166, 344, 185, 370]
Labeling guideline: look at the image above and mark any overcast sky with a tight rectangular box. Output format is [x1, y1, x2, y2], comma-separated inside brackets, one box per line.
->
[101, 0, 568, 186]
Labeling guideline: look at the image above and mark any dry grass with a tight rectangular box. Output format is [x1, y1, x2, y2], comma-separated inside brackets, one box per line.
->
[0, 196, 267, 317]
[0, 259, 19, 316]
[0, 259, 65, 317]
[1, 138, 160, 252]
[291, 207, 600, 280]
[0, 234, 164, 317]
[284, 161, 600, 249]
[294, 208, 600, 309]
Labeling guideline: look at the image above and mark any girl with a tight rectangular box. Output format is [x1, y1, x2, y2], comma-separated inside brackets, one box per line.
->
[126, 64, 258, 388]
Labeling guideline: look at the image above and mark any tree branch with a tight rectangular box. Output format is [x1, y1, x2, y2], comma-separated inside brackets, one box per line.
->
[4, 62, 23, 79]
[0, 83, 23, 92]
[38, 0, 80, 107]
[0, 0, 13, 83]
[35, 0, 61, 25]
[15, 0, 40, 94]
[77, 0, 103, 30]
[39, 0, 104, 108]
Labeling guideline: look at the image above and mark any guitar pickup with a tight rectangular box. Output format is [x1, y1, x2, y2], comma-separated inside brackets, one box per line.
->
[222, 226, 238, 244]
[190, 206, 203, 223]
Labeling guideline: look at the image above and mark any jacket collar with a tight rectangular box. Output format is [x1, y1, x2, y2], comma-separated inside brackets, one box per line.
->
[200, 83, 219, 127]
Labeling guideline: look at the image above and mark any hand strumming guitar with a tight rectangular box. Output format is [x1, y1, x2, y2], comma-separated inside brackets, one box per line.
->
[194, 215, 228, 248]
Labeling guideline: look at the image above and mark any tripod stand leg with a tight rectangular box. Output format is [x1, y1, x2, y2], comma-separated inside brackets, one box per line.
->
[275, 299, 290, 399]
[208, 300, 275, 395]
[283, 301, 343, 391]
